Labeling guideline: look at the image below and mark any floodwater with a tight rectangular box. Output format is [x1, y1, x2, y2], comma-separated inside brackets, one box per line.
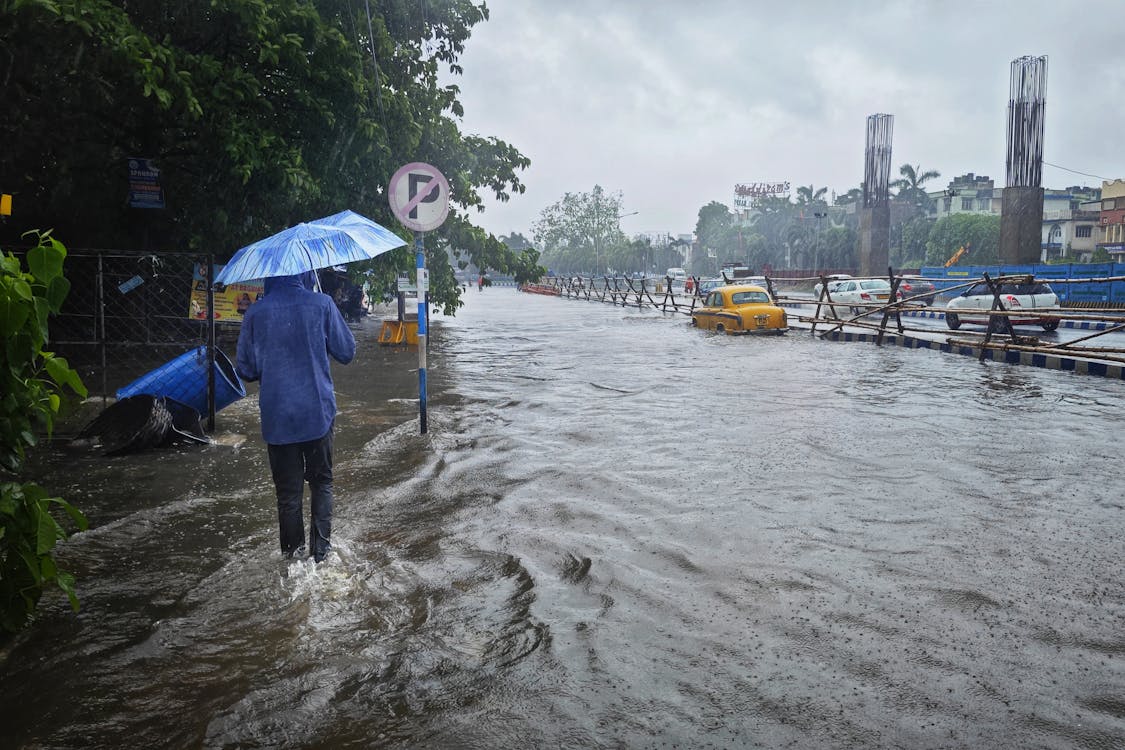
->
[3, 288, 1124, 749]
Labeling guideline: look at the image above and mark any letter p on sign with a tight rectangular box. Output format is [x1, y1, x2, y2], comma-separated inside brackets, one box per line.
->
[389, 163, 450, 232]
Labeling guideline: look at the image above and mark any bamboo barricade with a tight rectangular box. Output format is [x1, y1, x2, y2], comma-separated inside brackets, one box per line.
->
[547, 274, 701, 315]
[540, 269, 1125, 369]
[792, 269, 1125, 367]
[544, 271, 784, 317]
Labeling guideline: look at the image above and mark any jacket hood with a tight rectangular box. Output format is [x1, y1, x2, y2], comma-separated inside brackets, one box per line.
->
[264, 271, 318, 294]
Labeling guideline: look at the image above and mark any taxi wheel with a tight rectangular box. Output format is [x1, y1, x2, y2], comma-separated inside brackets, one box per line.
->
[945, 313, 961, 330]
[715, 323, 725, 333]
[1042, 320, 1059, 332]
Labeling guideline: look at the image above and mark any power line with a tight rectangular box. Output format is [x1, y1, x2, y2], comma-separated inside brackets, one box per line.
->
[1043, 160, 1111, 182]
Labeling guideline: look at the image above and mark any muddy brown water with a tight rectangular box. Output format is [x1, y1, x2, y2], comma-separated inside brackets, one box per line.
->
[2, 289, 1123, 749]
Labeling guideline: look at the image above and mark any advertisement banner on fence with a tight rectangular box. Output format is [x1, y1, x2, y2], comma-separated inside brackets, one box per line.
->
[188, 263, 264, 321]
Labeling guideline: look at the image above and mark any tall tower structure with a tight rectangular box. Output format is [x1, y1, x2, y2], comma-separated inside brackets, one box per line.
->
[859, 114, 894, 275]
[1000, 56, 1048, 264]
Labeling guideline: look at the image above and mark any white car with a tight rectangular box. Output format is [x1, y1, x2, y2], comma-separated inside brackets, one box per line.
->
[829, 278, 892, 314]
[945, 281, 1060, 331]
[812, 274, 852, 299]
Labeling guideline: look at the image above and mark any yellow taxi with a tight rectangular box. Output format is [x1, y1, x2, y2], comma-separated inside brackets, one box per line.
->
[691, 284, 788, 335]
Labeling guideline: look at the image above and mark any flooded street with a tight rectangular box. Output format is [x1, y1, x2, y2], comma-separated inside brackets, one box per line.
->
[3, 288, 1124, 749]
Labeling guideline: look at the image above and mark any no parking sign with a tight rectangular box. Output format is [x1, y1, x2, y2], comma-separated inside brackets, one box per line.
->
[388, 161, 450, 435]
[388, 162, 450, 232]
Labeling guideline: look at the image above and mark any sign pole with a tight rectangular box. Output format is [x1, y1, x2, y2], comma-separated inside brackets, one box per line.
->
[388, 161, 449, 436]
[416, 232, 428, 434]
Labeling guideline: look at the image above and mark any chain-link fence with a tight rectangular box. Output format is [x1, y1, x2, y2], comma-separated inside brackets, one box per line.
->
[20, 249, 240, 427]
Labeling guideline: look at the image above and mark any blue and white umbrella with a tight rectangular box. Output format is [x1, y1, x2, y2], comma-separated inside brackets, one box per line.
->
[213, 210, 406, 286]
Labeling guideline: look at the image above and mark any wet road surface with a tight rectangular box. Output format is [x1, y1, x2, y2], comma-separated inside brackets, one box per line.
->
[2, 288, 1123, 749]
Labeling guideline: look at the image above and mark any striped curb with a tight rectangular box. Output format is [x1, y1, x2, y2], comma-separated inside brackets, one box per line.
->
[780, 303, 1116, 331]
[815, 328, 1125, 380]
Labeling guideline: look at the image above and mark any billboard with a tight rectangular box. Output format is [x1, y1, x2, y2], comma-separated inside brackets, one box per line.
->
[733, 181, 790, 211]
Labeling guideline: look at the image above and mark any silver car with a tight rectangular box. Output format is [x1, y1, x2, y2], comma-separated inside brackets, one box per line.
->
[812, 274, 852, 299]
[830, 278, 893, 314]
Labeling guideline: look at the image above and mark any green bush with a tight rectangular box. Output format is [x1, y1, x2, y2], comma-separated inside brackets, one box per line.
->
[1, 231, 88, 634]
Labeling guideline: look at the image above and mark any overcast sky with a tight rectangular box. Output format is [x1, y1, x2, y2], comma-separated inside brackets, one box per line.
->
[446, 0, 1125, 240]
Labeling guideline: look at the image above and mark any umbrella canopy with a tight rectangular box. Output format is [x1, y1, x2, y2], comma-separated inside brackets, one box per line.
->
[213, 210, 406, 286]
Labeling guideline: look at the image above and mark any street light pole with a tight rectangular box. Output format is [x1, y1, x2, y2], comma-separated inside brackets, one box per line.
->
[813, 211, 827, 271]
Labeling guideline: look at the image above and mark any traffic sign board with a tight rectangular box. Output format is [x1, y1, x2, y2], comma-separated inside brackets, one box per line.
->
[388, 162, 450, 232]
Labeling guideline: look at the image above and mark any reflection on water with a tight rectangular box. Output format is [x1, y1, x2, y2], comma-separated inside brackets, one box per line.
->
[2, 289, 1123, 749]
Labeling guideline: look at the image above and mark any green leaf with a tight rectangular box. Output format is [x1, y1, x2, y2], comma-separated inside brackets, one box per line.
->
[49, 496, 89, 532]
[40, 554, 58, 581]
[12, 278, 33, 301]
[43, 355, 88, 398]
[1, 254, 20, 275]
[31, 296, 50, 347]
[57, 571, 80, 612]
[0, 289, 31, 337]
[18, 547, 42, 582]
[47, 275, 71, 311]
[27, 242, 64, 282]
[36, 504, 64, 555]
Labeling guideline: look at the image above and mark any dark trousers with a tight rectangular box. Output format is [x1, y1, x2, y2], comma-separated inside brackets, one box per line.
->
[267, 429, 333, 561]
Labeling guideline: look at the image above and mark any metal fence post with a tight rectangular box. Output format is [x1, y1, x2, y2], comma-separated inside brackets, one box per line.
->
[206, 254, 216, 432]
[97, 254, 107, 403]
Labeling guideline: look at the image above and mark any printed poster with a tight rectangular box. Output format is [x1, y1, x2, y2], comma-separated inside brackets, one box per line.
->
[188, 263, 264, 322]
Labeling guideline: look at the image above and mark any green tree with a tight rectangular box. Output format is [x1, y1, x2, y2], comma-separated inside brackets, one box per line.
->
[923, 214, 1000, 266]
[819, 226, 858, 269]
[499, 232, 533, 252]
[532, 186, 628, 276]
[835, 188, 863, 206]
[898, 215, 932, 267]
[892, 164, 941, 210]
[1, 232, 89, 634]
[748, 196, 797, 268]
[694, 201, 738, 271]
[0, 0, 530, 316]
[795, 185, 828, 207]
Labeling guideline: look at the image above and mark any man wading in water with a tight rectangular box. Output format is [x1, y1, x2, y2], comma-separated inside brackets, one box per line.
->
[236, 271, 356, 562]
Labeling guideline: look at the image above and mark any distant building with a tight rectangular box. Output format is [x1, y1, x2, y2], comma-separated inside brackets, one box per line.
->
[1097, 179, 1125, 261]
[927, 173, 998, 218]
[1040, 189, 1101, 262]
[924, 173, 1101, 262]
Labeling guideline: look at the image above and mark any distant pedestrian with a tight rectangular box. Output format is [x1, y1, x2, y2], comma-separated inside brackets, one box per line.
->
[235, 271, 356, 563]
[685, 277, 695, 294]
[478, 274, 485, 292]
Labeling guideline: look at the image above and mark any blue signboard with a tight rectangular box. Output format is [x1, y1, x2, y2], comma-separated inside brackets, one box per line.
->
[127, 157, 165, 209]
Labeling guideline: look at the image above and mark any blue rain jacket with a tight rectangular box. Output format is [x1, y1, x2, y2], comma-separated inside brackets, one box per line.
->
[235, 271, 356, 445]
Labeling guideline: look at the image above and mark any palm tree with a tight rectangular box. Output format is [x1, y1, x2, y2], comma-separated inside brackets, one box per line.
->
[795, 185, 828, 206]
[891, 164, 940, 209]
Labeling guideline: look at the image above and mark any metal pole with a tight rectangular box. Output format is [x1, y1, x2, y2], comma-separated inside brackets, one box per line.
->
[206, 254, 216, 432]
[415, 233, 428, 434]
[97, 255, 106, 403]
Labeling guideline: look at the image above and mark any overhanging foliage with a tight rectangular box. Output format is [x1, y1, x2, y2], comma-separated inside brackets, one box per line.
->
[0, 0, 534, 313]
